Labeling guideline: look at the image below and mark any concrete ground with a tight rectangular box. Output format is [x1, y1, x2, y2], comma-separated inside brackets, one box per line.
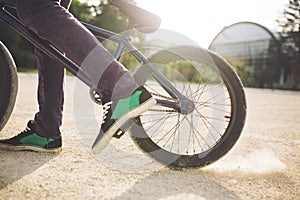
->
[0, 74, 299, 199]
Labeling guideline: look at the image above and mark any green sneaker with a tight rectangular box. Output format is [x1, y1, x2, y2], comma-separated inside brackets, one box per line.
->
[92, 86, 156, 154]
[0, 120, 62, 153]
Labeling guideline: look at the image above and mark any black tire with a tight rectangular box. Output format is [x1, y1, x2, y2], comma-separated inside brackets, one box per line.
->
[130, 46, 246, 169]
[0, 41, 18, 131]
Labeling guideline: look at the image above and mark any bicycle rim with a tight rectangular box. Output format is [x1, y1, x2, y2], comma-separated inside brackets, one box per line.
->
[130, 46, 246, 168]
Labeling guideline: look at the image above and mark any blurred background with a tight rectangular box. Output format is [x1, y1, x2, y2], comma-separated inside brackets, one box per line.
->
[0, 0, 299, 90]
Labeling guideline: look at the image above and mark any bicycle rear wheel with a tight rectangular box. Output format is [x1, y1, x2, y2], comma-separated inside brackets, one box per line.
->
[130, 46, 246, 168]
[0, 41, 18, 131]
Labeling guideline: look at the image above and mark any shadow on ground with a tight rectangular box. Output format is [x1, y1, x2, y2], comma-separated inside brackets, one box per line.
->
[114, 169, 240, 200]
[0, 150, 58, 189]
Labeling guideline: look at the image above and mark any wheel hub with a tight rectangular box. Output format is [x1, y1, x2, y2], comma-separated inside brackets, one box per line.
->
[179, 99, 195, 114]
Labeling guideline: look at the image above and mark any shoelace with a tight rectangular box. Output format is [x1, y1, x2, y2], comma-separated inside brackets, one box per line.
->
[23, 126, 31, 133]
[15, 126, 33, 138]
[102, 101, 113, 124]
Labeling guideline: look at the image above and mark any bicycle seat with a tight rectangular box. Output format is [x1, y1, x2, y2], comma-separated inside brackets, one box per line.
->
[110, 0, 161, 33]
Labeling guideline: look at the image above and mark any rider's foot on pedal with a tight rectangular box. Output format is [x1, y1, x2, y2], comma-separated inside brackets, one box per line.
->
[92, 86, 156, 154]
[0, 120, 62, 153]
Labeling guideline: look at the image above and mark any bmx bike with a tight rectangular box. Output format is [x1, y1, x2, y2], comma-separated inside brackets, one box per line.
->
[0, 0, 246, 168]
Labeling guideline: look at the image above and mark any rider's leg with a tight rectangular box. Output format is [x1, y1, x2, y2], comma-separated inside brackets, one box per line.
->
[31, 0, 70, 139]
[15, 0, 139, 138]
[4, 0, 155, 153]
[34, 48, 65, 139]
[16, 0, 138, 98]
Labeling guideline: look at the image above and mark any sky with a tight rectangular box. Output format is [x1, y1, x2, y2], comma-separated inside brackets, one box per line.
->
[85, 0, 288, 48]
[134, 0, 287, 47]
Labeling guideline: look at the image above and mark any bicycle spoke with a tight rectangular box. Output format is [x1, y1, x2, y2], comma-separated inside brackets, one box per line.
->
[186, 115, 211, 147]
[186, 114, 193, 154]
[195, 104, 231, 115]
[144, 112, 175, 137]
[194, 108, 223, 141]
[195, 88, 228, 108]
[155, 115, 183, 146]
[170, 114, 181, 153]
[186, 114, 206, 154]
[190, 83, 225, 102]
[189, 84, 208, 102]
[193, 114, 229, 122]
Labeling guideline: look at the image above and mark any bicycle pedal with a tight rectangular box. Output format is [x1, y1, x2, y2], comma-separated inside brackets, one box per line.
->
[113, 129, 125, 139]
[113, 120, 133, 139]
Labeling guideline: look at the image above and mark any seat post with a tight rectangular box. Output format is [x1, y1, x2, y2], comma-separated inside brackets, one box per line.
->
[114, 20, 135, 60]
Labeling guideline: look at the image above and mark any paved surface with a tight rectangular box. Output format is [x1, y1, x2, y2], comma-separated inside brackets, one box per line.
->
[0, 74, 299, 199]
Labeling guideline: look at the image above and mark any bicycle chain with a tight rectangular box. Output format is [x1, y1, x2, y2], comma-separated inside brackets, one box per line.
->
[150, 92, 178, 101]
[90, 89, 179, 113]
[149, 92, 179, 113]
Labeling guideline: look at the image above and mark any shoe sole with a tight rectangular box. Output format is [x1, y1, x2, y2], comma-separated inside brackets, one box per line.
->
[92, 97, 157, 154]
[0, 143, 62, 153]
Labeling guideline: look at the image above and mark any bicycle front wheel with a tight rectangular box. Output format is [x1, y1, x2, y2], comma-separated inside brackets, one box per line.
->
[130, 46, 246, 169]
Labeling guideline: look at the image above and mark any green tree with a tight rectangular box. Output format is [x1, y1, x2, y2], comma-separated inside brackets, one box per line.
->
[0, 8, 36, 70]
[225, 57, 256, 87]
[277, 0, 300, 89]
[70, 0, 94, 22]
[277, 0, 300, 33]
[90, 0, 129, 33]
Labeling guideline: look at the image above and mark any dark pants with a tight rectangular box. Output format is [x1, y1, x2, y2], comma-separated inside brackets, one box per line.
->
[16, 0, 138, 138]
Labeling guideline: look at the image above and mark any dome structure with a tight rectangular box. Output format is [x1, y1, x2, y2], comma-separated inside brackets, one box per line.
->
[209, 21, 279, 67]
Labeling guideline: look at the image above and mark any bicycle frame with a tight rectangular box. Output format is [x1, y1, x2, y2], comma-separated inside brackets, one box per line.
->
[0, 0, 192, 112]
